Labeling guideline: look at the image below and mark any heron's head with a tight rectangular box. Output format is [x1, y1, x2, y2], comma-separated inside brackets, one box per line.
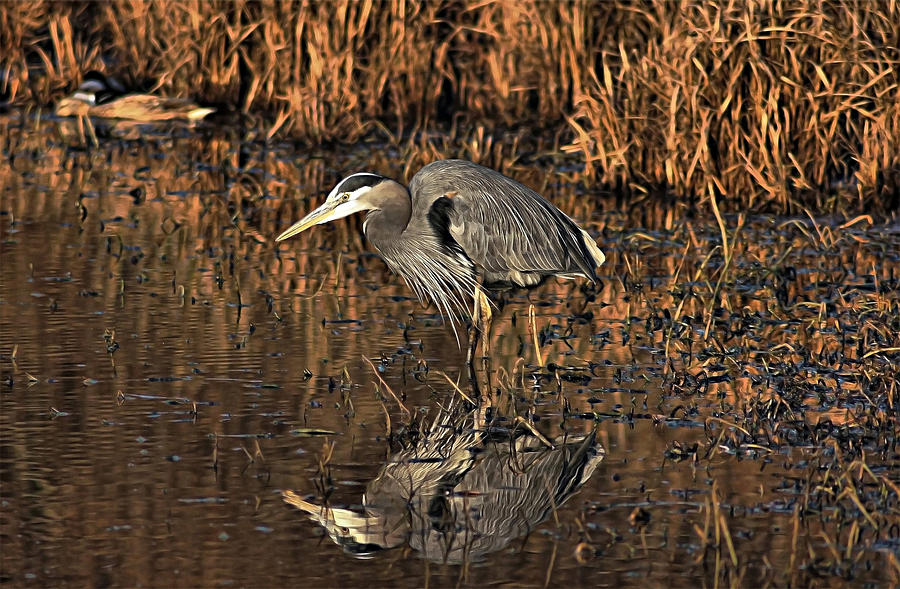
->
[275, 173, 390, 242]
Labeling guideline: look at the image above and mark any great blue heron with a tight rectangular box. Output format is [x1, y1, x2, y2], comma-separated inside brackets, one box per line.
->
[276, 159, 605, 362]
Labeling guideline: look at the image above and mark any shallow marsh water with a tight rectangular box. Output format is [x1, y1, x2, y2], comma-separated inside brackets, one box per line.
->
[1, 116, 898, 587]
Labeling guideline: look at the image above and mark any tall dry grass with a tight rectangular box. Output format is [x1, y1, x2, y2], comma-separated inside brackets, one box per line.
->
[2, 0, 898, 213]
[565, 1, 900, 213]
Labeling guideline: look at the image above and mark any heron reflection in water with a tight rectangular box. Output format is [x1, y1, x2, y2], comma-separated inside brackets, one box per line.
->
[275, 160, 605, 362]
[283, 401, 603, 563]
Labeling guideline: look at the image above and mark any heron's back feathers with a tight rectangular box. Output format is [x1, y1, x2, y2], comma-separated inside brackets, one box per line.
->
[410, 160, 604, 289]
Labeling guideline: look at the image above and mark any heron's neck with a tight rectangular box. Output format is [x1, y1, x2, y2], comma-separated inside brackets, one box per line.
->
[363, 186, 412, 242]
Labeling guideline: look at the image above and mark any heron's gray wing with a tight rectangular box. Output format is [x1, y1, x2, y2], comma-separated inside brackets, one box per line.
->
[410, 160, 604, 288]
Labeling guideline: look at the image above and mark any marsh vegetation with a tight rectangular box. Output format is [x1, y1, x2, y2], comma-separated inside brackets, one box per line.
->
[3, 0, 899, 211]
[1, 1, 899, 587]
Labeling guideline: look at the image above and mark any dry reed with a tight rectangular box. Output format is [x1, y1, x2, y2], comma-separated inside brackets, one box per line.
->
[2, 0, 898, 213]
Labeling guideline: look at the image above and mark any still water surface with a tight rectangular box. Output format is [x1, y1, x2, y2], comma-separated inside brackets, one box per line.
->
[1, 117, 897, 587]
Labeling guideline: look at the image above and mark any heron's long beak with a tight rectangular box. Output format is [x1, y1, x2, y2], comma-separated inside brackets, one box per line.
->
[275, 202, 338, 242]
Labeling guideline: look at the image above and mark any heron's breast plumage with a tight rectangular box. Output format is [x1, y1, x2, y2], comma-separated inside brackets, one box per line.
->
[364, 203, 478, 324]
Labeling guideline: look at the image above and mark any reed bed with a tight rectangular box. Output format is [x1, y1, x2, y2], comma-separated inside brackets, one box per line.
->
[2, 0, 899, 213]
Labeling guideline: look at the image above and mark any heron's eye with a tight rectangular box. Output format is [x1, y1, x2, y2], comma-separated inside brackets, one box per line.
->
[340, 192, 350, 202]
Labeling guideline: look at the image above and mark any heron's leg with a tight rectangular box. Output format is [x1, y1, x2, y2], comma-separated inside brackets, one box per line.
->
[466, 362, 482, 398]
[478, 289, 495, 391]
[466, 292, 482, 366]
[465, 298, 483, 397]
[478, 288, 493, 358]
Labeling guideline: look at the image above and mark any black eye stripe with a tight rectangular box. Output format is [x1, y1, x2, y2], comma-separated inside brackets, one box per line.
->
[337, 174, 384, 193]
